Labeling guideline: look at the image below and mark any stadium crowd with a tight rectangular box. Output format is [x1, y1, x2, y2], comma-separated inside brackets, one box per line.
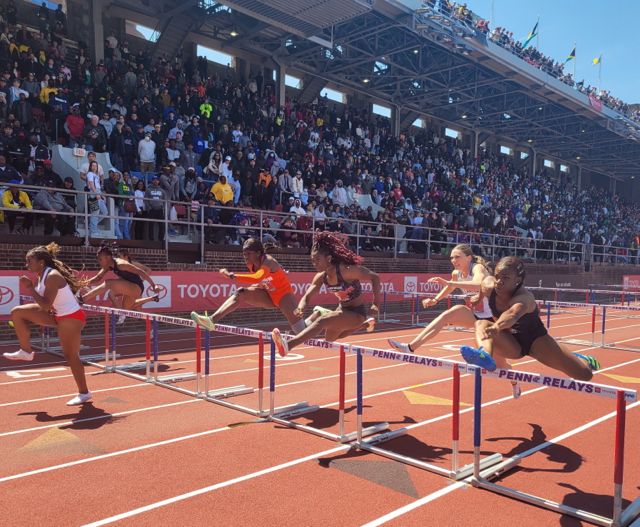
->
[0, 0, 638, 264]
[423, 1, 640, 124]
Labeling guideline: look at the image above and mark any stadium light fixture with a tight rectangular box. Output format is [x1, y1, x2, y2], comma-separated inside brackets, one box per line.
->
[576, 156, 581, 160]
[413, 48, 419, 54]
[527, 139, 533, 143]
[461, 114, 468, 119]
[230, 28, 239, 37]
[362, 78, 370, 83]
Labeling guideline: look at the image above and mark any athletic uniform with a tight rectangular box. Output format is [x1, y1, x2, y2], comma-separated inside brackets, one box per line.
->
[112, 259, 144, 293]
[323, 264, 367, 319]
[488, 289, 547, 356]
[37, 267, 86, 322]
[234, 259, 293, 307]
[456, 263, 492, 319]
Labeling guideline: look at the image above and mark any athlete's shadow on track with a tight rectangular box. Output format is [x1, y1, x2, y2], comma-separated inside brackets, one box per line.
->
[486, 423, 583, 474]
[276, 405, 417, 431]
[18, 403, 124, 430]
[558, 483, 631, 526]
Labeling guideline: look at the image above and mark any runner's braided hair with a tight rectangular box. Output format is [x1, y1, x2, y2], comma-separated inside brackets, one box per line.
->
[312, 231, 362, 266]
[26, 243, 88, 294]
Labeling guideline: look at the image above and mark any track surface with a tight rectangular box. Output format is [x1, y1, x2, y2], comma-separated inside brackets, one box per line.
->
[1, 308, 639, 527]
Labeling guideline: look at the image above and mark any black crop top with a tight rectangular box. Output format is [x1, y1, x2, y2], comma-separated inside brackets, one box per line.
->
[489, 289, 545, 335]
[112, 260, 145, 291]
[323, 264, 362, 304]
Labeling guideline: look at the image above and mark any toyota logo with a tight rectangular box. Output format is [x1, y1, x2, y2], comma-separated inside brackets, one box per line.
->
[405, 280, 416, 292]
[0, 285, 15, 306]
[147, 284, 168, 300]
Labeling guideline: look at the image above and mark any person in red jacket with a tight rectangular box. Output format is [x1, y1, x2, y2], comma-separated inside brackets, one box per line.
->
[64, 103, 85, 146]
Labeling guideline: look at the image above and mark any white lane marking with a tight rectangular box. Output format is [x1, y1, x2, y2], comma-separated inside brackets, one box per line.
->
[5, 367, 67, 379]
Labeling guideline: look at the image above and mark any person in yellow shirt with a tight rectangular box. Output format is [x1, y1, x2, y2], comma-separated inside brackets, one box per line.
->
[2, 181, 33, 233]
[209, 175, 234, 205]
[39, 80, 58, 105]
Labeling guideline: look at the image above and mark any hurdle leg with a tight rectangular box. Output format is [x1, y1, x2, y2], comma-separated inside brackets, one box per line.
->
[452, 364, 460, 473]
[258, 333, 265, 416]
[195, 326, 202, 396]
[356, 349, 363, 443]
[613, 391, 626, 526]
[472, 366, 482, 485]
[104, 313, 109, 366]
[110, 313, 117, 372]
[145, 317, 151, 381]
[152, 319, 159, 381]
[338, 345, 346, 438]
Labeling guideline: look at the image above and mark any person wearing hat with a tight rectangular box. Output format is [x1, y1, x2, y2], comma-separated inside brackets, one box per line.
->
[138, 131, 156, 178]
[2, 181, 33, 233]
[64, 102, 84, 147]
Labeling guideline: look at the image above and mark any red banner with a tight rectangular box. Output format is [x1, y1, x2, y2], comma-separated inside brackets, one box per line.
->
[623, 275, 640, 291]
[0, 271, 447, 316]
[589, 94, 603, 112]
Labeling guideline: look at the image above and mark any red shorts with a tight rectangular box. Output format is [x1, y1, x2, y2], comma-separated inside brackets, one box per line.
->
[55, 309, 86, 323]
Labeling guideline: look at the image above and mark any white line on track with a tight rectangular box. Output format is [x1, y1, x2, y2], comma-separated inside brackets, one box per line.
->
[0, 399, 202, 438]
[361, 400, 640, 527]
[80, 377, 640, 526]
[2, 343, 639, 486]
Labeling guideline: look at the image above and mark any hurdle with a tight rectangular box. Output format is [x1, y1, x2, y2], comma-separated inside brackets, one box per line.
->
[346, 345, 503, 479]
[267, 337, 389, 443]
[470, 365, 640, 527]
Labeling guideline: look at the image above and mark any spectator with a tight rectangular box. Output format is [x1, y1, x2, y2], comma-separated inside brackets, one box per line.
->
[2, 181, 33, 233]
[86, 160, 108, 237]
[138, 131, 156, 176]
[33, 180, 75, 235]
[144, 176, 167, 241]
[118, 171, 135, 240]
[64, 103, 84, 146]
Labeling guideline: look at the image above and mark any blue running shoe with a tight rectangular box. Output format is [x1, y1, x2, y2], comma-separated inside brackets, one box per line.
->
[574, 353, 600, 371]
[460, 345, 497, 372]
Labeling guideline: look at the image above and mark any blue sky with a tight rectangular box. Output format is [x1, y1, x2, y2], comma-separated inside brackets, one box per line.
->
[400, 0, 640, 104]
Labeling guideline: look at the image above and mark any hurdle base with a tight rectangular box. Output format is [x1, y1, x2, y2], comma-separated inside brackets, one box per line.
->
[474, 477, 616, 527]
[479, 454, 523, 480]
[273, 403, 320, 420]
[561, 339, 593, 346]
[604, 344, 640, 353]
[156, 373, 198, 384]
[339, 422, 389, 443]
[361, 427, 407, 446]
[115, 361, 147, 372]
[452, 452, 503, 481]
[206, 385, 254, 399]
[621, 497, 640, 526]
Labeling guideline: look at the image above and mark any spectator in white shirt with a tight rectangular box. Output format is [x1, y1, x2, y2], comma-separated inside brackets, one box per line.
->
[330, 180, 348, 207]
[290, 170, 304, 196]
[290, 198, 306, 216]
[79, 151, 104, 182]
[138, 132, 156, 174]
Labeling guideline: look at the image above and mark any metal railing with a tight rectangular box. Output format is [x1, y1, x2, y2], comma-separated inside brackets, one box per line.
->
[1, 182, 639, 266]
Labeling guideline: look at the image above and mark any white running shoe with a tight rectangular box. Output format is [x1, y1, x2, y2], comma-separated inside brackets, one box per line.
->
[272, 328, 289, 357]
[364, 317, 376, 333]
[117, 315, 126, 325]
[388, 339, 412, 354]
[511, 382, 521, 399]
[305, 306, 332, 326]
[66, 392, 93, 406]
[190, 311, 216, 331]
[3, 349, 34, 361]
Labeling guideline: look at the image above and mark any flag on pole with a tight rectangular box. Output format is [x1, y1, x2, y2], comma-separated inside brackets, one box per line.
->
[592, 55, 601, 65]
[522, 20, 539, 49]
[565, 46, 576, 63]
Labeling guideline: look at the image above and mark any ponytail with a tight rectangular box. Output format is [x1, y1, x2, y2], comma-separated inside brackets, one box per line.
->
[26, 243, 89, 294]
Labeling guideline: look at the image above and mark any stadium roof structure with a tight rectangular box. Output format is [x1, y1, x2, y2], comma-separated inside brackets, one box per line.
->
[146, 0, 640, 179]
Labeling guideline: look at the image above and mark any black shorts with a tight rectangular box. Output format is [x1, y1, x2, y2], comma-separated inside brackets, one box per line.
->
[340, 303, 368, 319]
[474, 314, 493, 321]
[510, 326, 548, 357]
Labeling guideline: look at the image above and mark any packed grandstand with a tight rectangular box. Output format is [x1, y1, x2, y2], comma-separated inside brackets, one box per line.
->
[0, 0, 638, 265]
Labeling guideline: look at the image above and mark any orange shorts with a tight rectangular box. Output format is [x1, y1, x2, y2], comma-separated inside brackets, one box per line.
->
[55, 309, 86, 323]
[268, 285, 294, 307]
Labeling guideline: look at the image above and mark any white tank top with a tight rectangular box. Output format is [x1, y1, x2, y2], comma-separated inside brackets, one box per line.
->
[36, 267, 81, 317]
[456, 263, 492, 319]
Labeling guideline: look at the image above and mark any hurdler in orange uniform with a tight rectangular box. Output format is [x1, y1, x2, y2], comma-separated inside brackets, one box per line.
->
[191, 238, 306, 333]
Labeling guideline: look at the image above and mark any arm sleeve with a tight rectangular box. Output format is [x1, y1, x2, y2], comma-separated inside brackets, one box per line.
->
[234, 267, 269, 284]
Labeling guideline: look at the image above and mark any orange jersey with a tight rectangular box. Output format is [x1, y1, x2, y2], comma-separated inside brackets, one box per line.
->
[235, 266, 292, 294]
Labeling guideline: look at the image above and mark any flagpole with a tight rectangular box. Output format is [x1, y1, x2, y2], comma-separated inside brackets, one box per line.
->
[598, 56, 602, 92]
[573, 42, 576, 80]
